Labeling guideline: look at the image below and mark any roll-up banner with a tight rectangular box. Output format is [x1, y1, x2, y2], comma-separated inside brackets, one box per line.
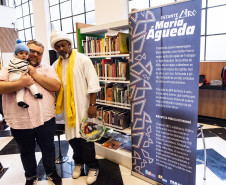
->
[129, 0, 202, 185]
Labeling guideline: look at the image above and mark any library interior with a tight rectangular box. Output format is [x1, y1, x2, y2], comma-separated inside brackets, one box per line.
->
[0, 0, 226, 185]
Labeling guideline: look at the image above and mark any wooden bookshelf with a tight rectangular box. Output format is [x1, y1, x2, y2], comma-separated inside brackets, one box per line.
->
[77, 21, 131, 169]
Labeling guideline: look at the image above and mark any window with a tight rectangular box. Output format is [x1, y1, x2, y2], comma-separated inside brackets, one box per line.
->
[129, 0, 226, 61]
[201, 0, 226, 61]
[5, 0, 35, 42]
[48, 0, 95, 49]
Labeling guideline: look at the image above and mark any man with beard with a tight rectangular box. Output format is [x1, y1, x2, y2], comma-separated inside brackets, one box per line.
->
[50, 30, 100, 185]
[0, 40, 62, 185]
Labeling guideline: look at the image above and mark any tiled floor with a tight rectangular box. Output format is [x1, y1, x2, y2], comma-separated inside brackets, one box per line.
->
[0, 119, 226, 185]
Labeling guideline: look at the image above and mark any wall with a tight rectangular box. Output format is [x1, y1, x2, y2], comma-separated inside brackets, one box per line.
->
[0, 6, 17, 67]
[32, 0, 51, 64]
[1, 53, 12, 67]
[0, 5, 16, 29]
[200, 62, 226, 81]
[95, 0, 128, 25]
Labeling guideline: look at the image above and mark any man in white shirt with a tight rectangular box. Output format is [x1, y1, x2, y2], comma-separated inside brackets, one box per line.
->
[50, 30, 101, 185]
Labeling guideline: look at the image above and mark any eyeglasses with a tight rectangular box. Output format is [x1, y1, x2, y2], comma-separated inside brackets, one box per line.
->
[30, 49, 43, 56]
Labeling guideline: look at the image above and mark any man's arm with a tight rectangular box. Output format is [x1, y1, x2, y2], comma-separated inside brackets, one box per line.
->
[0, 73, 34, 94]
[88, 93, 97, 118]
[28, 65, 61, 92]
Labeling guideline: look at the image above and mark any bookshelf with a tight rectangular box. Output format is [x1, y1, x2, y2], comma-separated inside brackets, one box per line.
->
[79, 19, 128, 34]
[76, 21, 131, 169]
[89, 54, 129, 58]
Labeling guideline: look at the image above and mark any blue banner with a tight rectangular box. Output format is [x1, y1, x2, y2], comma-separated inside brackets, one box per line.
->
[130, 1, 202, 185]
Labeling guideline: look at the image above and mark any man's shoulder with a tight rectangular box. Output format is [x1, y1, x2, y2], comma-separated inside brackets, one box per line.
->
[38, 62, 54, 72]
[76, 52, 91, 62]
[77, 51, 86, 57]
[52, 59, 59, 69]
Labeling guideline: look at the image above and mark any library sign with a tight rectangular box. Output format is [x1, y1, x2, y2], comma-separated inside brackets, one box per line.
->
[130, 0, 201, 185]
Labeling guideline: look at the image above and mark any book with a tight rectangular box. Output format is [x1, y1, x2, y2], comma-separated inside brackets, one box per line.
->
[118, 32, 129, 54]
[102, 139, 122, 150]
[102, 59, 114, 79]
[106, 87, 113, 103]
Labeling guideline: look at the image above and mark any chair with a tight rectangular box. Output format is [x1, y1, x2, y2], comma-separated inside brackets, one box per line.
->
[55, 125, 69, 164]
[197, 124, 207, 180]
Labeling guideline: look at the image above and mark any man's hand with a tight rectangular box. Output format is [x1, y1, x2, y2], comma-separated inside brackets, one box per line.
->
[0, 72, 34, 94]
[27, 65, 61, 92]
[88, 105, 97, 118]
[19, 72, 34, 87]
[28, 65, 37, 78]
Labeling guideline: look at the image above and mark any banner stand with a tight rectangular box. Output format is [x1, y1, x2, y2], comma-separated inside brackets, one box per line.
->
[129, 0, 202, 184]
[132, 171, 163, 185]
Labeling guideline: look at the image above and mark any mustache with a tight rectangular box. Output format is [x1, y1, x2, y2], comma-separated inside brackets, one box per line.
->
[29, 56, 39, 60]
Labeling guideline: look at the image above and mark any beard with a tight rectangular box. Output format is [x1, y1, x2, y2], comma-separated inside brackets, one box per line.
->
[28, 57, 40, 67]
[60, 53, 70, 59]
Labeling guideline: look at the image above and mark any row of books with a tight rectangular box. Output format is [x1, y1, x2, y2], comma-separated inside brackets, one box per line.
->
[97, 83, 130, 105]
[93, 58, 130, 81]
[97, 106, 130, 129]
[82, 32, 129, 56]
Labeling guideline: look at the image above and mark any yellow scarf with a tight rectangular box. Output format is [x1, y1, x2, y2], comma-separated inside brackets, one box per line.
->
[56, 49, 76, 127]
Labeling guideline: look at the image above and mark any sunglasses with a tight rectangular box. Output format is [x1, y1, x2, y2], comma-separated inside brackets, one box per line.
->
[30, 49, 43, 56]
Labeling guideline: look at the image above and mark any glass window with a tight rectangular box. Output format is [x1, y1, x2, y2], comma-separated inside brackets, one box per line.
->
[85, 0, 95, 12]
[60, 0, 68, 3]
[17, 18, 24, 30]
[50, 5, 60, 21]
[22, 2, 29, 16]
[29, 1, 33, 14]
[129, 0, 149, 12]
[73, 14, 85, 31]
[151, 0, 174, 7]
[7, 0, 15, 8]
[60, 1, 72, 18]
[61, 18, 73, 33]
[201, 9, 205, 36]
[49, 0, 59, 6]
[200, 36, 205, 61]
[13, 0, 34, 42]
[208, 0, 226, 7]
[23, 15, 31, 28]
[86, 11, 95, 25]
[202, 0, 206, 8]
[25, 28, 32, 41]
[72, 0, 84, 15]
[16, 5, 23, 18]
[49, 0, 95, 48]
[15, 0, 22, 6]
[51, 20, 61, 31]
[31, 27, 35, 39]
[207, 6, 226, 35]
[18, 30, 25, 41]
[68, 33, 75, 47]
[73, 33, 77, 48]
[206, 35, 226, 60]
[31, 14, 34, 26]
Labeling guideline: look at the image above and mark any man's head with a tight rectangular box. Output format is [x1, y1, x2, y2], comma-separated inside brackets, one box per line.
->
[14, 39, 29, 60]
[27, 40, 44, 67]
[50, 30, 72, 59]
